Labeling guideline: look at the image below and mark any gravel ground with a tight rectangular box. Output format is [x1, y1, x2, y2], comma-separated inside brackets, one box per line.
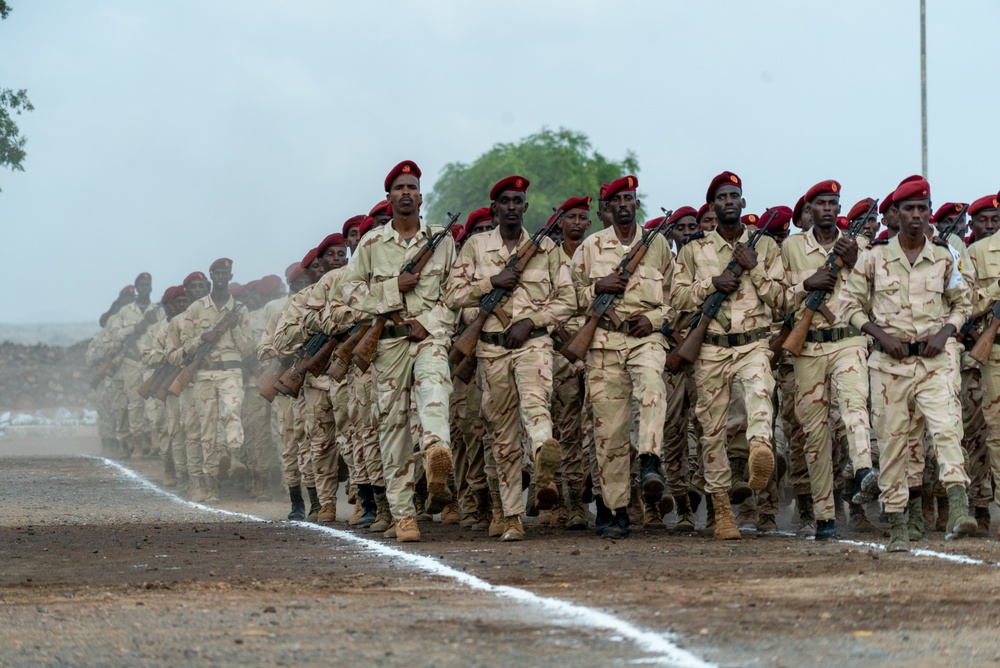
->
[2, 437, 1000, 667]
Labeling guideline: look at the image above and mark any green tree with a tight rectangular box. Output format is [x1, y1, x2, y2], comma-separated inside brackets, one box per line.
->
[425, 128, 641, 232]
[1, 1, 33, 192]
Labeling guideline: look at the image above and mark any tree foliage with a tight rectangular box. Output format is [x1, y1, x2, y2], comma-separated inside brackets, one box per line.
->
[1, 2, 32, 192]
[425, 128, 641, 232]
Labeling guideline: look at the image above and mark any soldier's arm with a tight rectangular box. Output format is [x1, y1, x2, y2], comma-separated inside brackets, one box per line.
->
[165, 318, 187, 366]
[420, 237, 459, 340]
[646, 236, 675, 331]
[780, 241, 807, 315]
[969, 245, 1000, 318]
[271, 294, 308, 357]
[668, 242, 706, 313]
[570, 240, 595, 315]
[341, 236, 403, 316]
[256, 306, 284, 361]
[942, 252, 972, 332]
[231, 307, 256, 357]
[179, 306, 203, 357]
[750, 238, 784, 312]
[443, 238, 485, 310]
[840, 248, 875, 332]
[316, 272, 359, 337]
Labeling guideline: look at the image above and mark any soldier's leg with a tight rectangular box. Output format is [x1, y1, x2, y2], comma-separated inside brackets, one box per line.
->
[372, 337, 420, 521]
[329, 378, 351, 483]
[981, 360, 1000, 531]
[277, 396, 302, 490]
[216, 370, 246, 465]
[794, 353, 835, 522]
[481, 353, 525, 516]
[916, 367, 970, 490]
[458, 372, 487, 519]
[294, 396, 315, 489]
[359, 367, 383, 487]
[870, 369, 913, 514]
[122, 362, 149, 454]
[692, 355, 735, 497]
[661, 368, 691, 500]
[586, 349, 634, 512]
[961, 368, 991, 519]
[303, 380, 338, 511]
[734, 348, 775, 480]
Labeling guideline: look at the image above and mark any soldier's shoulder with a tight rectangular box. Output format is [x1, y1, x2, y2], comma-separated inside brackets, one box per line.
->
[684, 230, 706, 244]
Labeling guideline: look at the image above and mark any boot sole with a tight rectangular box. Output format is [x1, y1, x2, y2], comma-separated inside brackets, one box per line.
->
[747, 446, 775, 491]
[534, 439, 562, 489]
[535, 482, 559, 511]
[729, 484, 753, 504]
[640, 473, 665, 500]
[946, 517, 979, 540]
[422, 446, 453, 494]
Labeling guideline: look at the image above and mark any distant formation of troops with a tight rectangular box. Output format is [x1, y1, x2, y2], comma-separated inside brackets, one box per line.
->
[87, 161, 1000, 554]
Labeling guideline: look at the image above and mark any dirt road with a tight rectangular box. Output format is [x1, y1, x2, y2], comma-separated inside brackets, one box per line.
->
[1, 438, 999, 667]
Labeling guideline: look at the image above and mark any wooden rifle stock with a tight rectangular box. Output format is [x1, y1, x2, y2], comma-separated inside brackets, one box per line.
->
[560, 314, 600, 364]
[970, 307, 1000, 365]
[449, 312, 488, 366]
[153, 365, 180, 401]
[328, 324, 368, 382]
[167, 310, 241, 396]
[351, 317, 387, 372]
[90, 357, 115, 389]
[257, 358, 290, 403]
[137, 364, 169, 399]
[275, 333, 326, 398]
[452, 353, 478, 384]
[674, 312, 711, 365]
[304, 336, 337, 377]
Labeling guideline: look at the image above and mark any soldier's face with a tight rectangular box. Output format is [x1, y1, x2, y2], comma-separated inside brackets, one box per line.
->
[609, 191, 638, 226]
[935, 214, 967, 239]
[560, 208, 591, 242]
[798, 204, 814, 232]
[321, 246, 348, 272]
[884, 207, 901, 232]
[135, 278, 152, 299]
[699, 209, 718, 232]
[669, 215, 699, 246]
[469, 220, 494, 236]
[372, 213, 391, 226]
[172, 295, 191, 313]
[388, 175, 421, 216]
[712, 186, 745, 225]
[971, 210, 1000, 240]
[291, 276, 312, 292]
[307, 259, 324, 282]
[186, 279, 209, 301]
[811, 195, 841, 230]
[493, 191, 528, 227]
[346, 227, 361, 252]
[120, 291, 135, 305]
[897, 199, 930, 237]
[210, 268, 232, 292]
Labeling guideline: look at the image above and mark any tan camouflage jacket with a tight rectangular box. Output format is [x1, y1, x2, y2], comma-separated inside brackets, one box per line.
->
[176, 294, 253, 364]
[841, 236, 971, 375]
[341, 221, 458, 341]
[106, 302, 165, 365]
[270, 287, 313, 358]
[966, 233, 1000, 362]
[571, 225, 674, 350]
[306, 266, 363, 337]
[445, 227, 576, 339]
[671, 227, 783, 335]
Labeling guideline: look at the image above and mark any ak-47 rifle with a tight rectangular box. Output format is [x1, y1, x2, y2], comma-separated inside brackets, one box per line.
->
[273, 331, 330, 398]
[328, 323, 370, 383]
[167, 307, 244, 396]
[560, 210, 673, 364]
[937, 204, 969, 244]
[137, 362, 172, 399]
[258, 357, 293, 402]
[665, 208, 778, 373]
[151, 364, 180, 401]
[970, 303, 1000, 366]
[351, 212, 462, 372]
[89, 308, 159, 388]
[447, 209, 566, 374]
[782, 199, 879, 356]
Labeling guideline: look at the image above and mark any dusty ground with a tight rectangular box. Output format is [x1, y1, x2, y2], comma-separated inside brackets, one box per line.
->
[2, 437, 1000, 667]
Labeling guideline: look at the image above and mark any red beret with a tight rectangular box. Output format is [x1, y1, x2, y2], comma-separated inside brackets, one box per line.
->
[892, 175, 930, 204]
[358, 216, 376, 238]
[848, 197, 877, 222]
[666, 206, 698, 227]
[489, 175, 530, 201]
[741, 213, 759, 227]
[792, 196, 806, 224]
[119, 285, 135, 297]
[369, 200, 391, 217]
[696, 202, 712, 223]
[210, 258, 233, 273]
[317, 232, 346, 256]
[836, 216, 849, 231]
[603, 175, 638, 201]
[301, 247, 319, 270]
[257, 274, 283, 297]
[285, 262, 304, 284]
[464, 207, 493, 235]
[879, 192, 895, 215]
[342, 214, 367, 236]
[557, 196, 592, 213]
[875, 229, 890, 242]
[451, 225, 466, 245]
[969, 194, 999, 218]
[135, 272, 151, 283]
[598, 184, 610, 201]
[183, 271, 207, 286]
[933, 202, 967, 222]
[763, 206, 793, 233]
[706, 171, 741, 203]
[384, 160, 421, 192]
[643, 216, 666, 230]
[230, 282, 249, 299]
[160, 286, 175, 304]
[803, 179, 842, 203]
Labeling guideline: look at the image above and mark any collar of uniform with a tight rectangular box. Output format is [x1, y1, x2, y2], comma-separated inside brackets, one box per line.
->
[803, 226, 842, 255]
[988, 231, 1000, 252]
[709, 226, 749, 249]
[884, 234, 936, 267]
[380, 218, 428, 245]
[200, 293, 236, 312]
[596, 225, 640, 249]
[481, 226, 528, 253]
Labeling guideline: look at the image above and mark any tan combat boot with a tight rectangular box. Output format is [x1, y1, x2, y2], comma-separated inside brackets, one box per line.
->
[189, 475, 208, 503]
[395, 516, 421, 543]
[369, 492, 392, 533]
[533, 438, 562, 510]
[711, 493, 741, 540]
[564, 486, 588, 531]
[204, 476, 220, 504]
[317, 502, 337, 524]
[945, 484, 978, 540]
[501, 515, 525, 542]
[348, 498, 363, 526]
[255, 472, 272, 502]
[163, 457, 177, 487]
[642, 497, 665, 529]
[420, 445, 453, 494]
[747, 441, 775, 491]
[440, 502, 461, 525]
[488, 490, 505, 538]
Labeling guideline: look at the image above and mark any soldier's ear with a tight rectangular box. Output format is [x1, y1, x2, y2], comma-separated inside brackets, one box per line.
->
[740, 197, 747, 209]
[523, 201, 529, 213]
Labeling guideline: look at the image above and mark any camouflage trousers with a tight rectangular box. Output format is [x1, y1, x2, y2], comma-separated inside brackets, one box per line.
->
[585, 340, 667, 510]
[190, 369, 245, 478]
[329, 375, 352, 484]
[303, 375, 340, 506]
[148, 392, 166, 458]
[277, 394, 314, 488]
[793, 343, 870, 521]
[96, 378, 116, 441]
[976, 358, 1000, 508]
[480, 342, 554, 516]
[181, 385, 206, 478]
[111, 372, 130, 443]
[371, 335, 452, 520]
[347, 366, 382, 487]
[775, 356, 810, 496]
[552, 353, 586, 491]
[450, 365, 487, 517]
[959, 367, 991, 508]
[692, 343, 774, 496]
[661, 367, 694, 498]
[871, 361, 970, 513]
[121, 359, 150, 442]
[164, 394, 186, 476]
[241, 381, 275, 475]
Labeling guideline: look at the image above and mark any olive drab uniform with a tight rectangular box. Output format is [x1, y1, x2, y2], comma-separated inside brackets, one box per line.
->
[342, 221, 458, 522]
[841, 236, 972, 514]
[444, 227, 576, 518]
[781, 228, 871, 522]
[570, 227, 674, 511]
[670, 228, 783, 498]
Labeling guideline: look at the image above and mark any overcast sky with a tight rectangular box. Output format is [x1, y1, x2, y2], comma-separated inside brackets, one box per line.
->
[2, 1, 998, 323]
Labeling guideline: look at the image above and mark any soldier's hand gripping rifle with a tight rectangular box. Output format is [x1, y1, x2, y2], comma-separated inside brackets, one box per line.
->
[664, 208, 777, 373]
[782, 199, 878, 356]
[447, 209, 566, 376]
[90, 308, 159, 389]
[167, 307, 244, 396]
[351, 212, 462, 373]
[560, 210, 673, 364]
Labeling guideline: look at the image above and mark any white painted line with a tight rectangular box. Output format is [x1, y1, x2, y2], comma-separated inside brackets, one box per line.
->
[774, 530, 998, 567]
[91, 456, 714, 668]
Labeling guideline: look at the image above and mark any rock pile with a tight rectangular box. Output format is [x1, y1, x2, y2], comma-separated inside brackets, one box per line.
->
[0, 340, 95, 411]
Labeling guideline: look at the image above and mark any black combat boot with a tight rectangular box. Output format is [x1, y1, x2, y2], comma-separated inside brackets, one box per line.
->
[288, 485, 306, 521]
[815, 519, 837, 540]
[594, 495, 613, 536]
[357, 483, 377, 528]
[305, 486, 321, 522]
[600, 507, 630, 539]
[638, 453, 665, 500]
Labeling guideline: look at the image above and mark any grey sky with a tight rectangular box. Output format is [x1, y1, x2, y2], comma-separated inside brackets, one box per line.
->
[1, 0, 998, 323]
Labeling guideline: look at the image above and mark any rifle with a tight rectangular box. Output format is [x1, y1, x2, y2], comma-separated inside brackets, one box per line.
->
[561, 210, 673, 364]
[782, 200, 878, 356]
[970, 303, 1000, 365]
[327, 324, 370, 383]
[137, 363, 172, 399]
[448, 208, 565, 372]
[152, 364, 180, 401]
[273, 332, 329, 398]
[937, 205, 968, 244]
[257, 357, 292, 402]
[665, 208, 778, 373]
[351, 212, 462, 372]
[89, 308, 159, 388]
[167, 308, 243, 396]
[452, 353, 478, 384]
